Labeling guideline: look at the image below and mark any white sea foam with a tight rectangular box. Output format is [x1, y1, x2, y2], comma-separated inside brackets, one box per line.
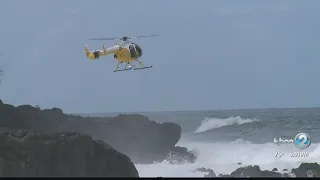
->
[135, 139, 320, 177]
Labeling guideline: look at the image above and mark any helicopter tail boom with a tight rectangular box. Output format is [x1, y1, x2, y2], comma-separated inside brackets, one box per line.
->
[85, 45, 108, 60]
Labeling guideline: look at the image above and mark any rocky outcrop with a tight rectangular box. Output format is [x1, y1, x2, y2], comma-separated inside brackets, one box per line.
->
[194, 167, 216, 177]
[227, 165, 282, 177]
[0, 101, 196, 164]
[63, 114, 185, 164]
[198, 163, 320, 177]
[164, 146, 196, 164]
[0, 130, 138, 177]
[291, 163, 320, 177]
[0, 102, 67, 131]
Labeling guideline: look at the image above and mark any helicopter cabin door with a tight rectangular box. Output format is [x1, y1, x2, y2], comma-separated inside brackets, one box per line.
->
[129, 44, 138, 59]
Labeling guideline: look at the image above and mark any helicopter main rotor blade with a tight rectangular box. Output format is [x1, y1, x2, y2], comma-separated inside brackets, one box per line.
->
[87, 34, 162, 41]
[130, 34, 162, 39]
[87, 37, 121, 41]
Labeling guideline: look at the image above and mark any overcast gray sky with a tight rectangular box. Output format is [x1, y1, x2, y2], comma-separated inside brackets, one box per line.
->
[0, 0, 319, 113]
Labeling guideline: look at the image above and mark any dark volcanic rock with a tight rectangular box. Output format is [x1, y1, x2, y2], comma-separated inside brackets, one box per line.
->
[0, 103, 67, 131]
[272, 168, 277, 172]
[291, 163, 320, 177]
[217, 163, 320, 178]
[282, 173, 290, 177]
[195, 167, 216, 177]
[0, 130, 138, 177]
[60, 114, 191, 164]
[0, 101, 195, 164]
[228, 165, 282, 177]
[165, 146, 196, 164]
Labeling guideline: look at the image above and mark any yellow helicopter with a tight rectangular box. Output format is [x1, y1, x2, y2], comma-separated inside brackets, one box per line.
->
[85, 34, 160, 72]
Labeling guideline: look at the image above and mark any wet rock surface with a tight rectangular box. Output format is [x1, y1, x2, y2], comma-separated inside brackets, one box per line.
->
[0, 130, 138, 177]
[197, 163, 320, 177]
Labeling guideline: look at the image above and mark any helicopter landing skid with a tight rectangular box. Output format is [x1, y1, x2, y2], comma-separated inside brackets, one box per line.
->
[113, 67, 133, 72]
[113, 65, 153, 72]
[134, 65, 153, 70]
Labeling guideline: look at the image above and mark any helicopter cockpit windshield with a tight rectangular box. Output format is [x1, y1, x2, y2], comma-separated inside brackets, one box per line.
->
[129, 43, 143, 58]
[134, 44, 142, 56]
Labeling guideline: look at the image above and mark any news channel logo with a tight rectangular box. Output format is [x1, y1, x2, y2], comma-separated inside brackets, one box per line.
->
[273, 132, 311, 149]
[295, 133, 311, 149]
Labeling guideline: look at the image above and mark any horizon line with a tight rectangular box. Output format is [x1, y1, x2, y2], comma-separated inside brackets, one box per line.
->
[71, 106, 320, 115]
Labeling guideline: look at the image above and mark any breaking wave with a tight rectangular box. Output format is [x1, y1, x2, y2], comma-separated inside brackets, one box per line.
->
[194, 116, 260, 133]
[136, 140, 320, 177]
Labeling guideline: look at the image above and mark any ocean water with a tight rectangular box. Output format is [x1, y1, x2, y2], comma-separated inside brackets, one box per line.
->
[100, 108, 320, 177]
